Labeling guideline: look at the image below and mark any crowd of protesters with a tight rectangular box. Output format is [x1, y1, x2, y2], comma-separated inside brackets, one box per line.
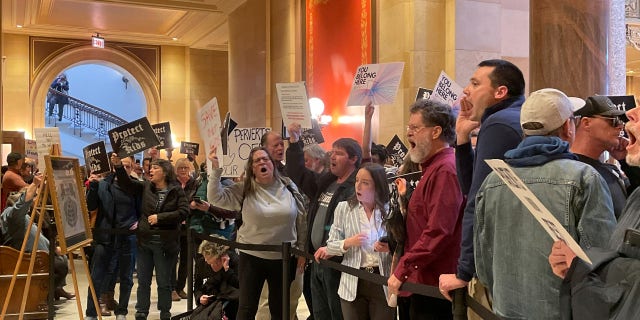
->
[5, 57, 640, 320]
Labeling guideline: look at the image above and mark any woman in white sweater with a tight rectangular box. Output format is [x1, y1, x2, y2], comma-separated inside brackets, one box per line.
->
[316, 162, 395, 320]
[206, 146, 307, 320]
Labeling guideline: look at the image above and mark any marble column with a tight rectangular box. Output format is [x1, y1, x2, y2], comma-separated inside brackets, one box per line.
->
[530, 0, 613, 97]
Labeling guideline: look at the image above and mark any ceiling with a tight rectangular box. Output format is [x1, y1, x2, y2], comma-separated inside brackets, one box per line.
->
[1, 0, 247, 50]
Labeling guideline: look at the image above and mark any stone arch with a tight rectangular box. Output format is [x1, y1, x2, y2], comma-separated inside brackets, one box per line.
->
[30, 45, 160, 128]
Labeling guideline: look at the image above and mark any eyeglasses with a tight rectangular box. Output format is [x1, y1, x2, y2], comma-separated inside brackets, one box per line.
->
[592, 116, 625, 127]
[406, 125, 427, 134]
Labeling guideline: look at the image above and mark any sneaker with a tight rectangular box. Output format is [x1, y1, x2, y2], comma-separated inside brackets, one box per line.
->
[116, 315, 127, 320]
[171, 290, 181, 301]
[177, 290, 187, 299]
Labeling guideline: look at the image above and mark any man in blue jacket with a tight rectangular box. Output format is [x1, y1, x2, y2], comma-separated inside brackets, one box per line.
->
[439, 60, 526, 313]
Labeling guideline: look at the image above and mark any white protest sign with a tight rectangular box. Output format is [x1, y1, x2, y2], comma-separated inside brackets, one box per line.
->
[25, 139, 38, 160]
[347, 62, 404, 106]
[197, 97, 224, 172]
[34, 127, 61, 173]
[431, 71, 464, 108]
[222, 127, 271, 178]
[276, 82, 313, 129]
[485, 159, 592, 264]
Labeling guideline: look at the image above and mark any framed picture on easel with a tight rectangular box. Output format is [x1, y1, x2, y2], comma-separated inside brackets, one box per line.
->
[45, 155, 92, 254]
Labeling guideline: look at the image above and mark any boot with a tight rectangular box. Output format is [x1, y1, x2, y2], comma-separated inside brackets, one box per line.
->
[99, 293, 112, 316]
[105, 291, 119, 311]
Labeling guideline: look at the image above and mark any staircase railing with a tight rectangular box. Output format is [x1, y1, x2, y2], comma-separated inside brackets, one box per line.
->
[46, 88, 128, 140]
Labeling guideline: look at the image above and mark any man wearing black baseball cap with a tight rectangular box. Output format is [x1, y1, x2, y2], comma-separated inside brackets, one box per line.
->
[1, 152, 27, 210]
[572, 95, 630, 219]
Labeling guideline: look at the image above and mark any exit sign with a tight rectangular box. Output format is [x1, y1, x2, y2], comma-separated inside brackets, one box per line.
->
[92, 36, 105, 48]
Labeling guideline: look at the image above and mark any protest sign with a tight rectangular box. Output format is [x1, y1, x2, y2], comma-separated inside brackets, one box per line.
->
[386, 134, 408, 167]
[25, 139, 38, 160]
[485, 159, 592, 264]
[197, 97, 224, 170]
[276, 82, 313, 129]
[415, 88, 433, 101]
[83, 141, 110, 175]
[222, 127, 271, 178]
[431, 71, 464, 108]
[35, 127, 61, 173]
[180, 141, 200, 155]
[607, 95, 635, 122]
[108, 117, 159, 157]
[347, 62, 405, 106]
[152, 122, 172, 149]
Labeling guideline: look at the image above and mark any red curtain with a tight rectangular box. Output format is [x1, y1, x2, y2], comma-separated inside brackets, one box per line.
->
[306, 0, 372, 147]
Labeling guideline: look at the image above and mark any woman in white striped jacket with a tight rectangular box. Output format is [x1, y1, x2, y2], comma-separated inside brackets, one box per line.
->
[318, 163, 396, 320]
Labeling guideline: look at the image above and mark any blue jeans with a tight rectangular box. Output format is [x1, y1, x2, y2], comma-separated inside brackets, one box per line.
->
[310, 262, 343, 320]
[103, 234, 136, 316]
[135, 236, 178, 320]
[86, 243, 110, 317]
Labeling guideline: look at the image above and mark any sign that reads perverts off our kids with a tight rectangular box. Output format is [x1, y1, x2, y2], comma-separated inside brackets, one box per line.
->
[152, 122, 172, 149]
[108, 117, 160, 157]
[180, 141, 200, 155]
[222, 127, 271, 178]
[83, 141, 110, 175]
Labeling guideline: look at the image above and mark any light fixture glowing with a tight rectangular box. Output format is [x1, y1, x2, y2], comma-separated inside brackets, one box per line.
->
[309, 97, 325, 118]
[172, 37, 178, 41]
[16, 25, 23, 28]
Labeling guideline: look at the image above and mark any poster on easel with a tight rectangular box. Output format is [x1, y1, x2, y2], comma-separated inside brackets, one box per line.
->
[45, 156, 92, 254]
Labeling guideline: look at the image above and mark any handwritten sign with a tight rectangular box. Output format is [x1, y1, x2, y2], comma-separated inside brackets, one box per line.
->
[25, 139, 38, 161]
[197, 97, 223, 171]
[386, 135, 408, 167]
[415, 88, 433, 101]
[431, 71, 463, 108]
[34, 127, 61, 173]
[180, 141, 200, 155]
[485, 159, 592, 264]
[222, 127, 271, 178]
[276, 82, 313, 129]
[347, 62, 405, 106]
[108, 117, 159, 157]
[152, 122, 172, 149]
[83, 141, 110, 175]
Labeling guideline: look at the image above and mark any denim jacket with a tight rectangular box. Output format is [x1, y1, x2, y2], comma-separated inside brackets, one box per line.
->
[474, 136, 616, 319]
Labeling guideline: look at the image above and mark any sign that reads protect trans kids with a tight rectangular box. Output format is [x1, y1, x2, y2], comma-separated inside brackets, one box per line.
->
[83, 141, 110, 175]
[222, 127, 271, 178]
[180, 141, 200, 155]
[108, 117, 159, 157]
[152, 122, 172, 149]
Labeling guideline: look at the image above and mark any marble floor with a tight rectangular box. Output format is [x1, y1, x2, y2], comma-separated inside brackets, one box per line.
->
[54, 259, 311, 320]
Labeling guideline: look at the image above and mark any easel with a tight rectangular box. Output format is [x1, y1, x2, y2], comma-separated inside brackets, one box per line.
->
[1, 144, 102, 320]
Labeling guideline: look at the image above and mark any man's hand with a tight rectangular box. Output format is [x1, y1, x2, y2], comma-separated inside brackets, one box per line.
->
[199, 294, 213, 306]
[148, 214, 158, 225]
[394, 178, 407, 197]
[549, 240, 577, 279]
[296, 256, 306, 275]
[387, 274, 403, 295]
[32, 173, 43, 187]
[456, 96, 480, 145]
[288, 122, 302, 143]
[610, 136, 629, 161]
[313, 246, 333, 262]
[439, 274, 469, 301]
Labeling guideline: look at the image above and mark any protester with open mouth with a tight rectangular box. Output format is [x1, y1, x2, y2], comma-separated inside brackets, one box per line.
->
[206, 146, 307, 319]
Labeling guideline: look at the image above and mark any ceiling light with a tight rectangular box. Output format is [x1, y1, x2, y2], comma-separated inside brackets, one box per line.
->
[16, 25, 22, 28]
[172, 37, 178, 41]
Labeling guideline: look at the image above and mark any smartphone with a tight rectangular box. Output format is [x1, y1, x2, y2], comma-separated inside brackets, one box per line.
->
[378, 236, 389, 243]
[192, 196, 203, 204]
[624, 228, 640, 247]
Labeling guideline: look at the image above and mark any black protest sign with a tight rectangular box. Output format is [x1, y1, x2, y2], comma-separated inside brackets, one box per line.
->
[415, 88, 433, 101]
[300, 119, 325, 146]
[152, 122, 172, 149]
[83, 141, 110, 175]
[607, 95, 636, 122]
[180, 141, 200, 155]
[386, 134, 408, 167]
[108, 117, 160, 157]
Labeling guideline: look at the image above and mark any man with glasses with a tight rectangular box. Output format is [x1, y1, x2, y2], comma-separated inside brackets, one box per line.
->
[572, 95, 629, 219]
[387, 99, 464, 319]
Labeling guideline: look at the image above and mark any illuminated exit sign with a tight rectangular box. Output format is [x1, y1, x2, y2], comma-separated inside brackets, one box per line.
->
[92, 36, 105, 48]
